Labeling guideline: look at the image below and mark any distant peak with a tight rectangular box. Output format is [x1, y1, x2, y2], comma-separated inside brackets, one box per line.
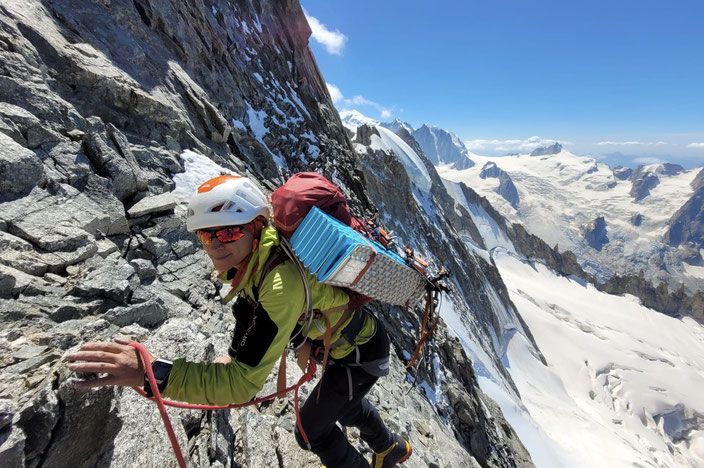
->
[530, 142, 562, 157]
[339, 109, 379, 130]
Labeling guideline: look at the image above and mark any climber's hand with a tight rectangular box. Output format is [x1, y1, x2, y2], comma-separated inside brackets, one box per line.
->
[68, 338, 154, 389]
[213, 356, 232, 364]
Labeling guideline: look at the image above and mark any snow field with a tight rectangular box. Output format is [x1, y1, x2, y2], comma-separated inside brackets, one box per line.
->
[495, 252, 704, 467]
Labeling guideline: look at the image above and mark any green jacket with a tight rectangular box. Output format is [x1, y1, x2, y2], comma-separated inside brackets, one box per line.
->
[162, 226, 376, 405]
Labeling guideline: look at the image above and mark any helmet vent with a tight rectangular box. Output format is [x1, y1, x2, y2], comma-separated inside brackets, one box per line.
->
[211, 203, 224, 212]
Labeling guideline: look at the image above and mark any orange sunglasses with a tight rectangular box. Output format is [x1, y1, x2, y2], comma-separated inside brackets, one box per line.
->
[196, 226, 246, 246]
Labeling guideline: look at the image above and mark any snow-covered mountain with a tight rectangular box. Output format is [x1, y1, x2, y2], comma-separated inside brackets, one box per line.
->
[345, 110, 704, 467]
[340, 112, 432, 193]
[438, 149, 704, 293]
[341, 111, 475, 169]
[411, 123, 476, 169]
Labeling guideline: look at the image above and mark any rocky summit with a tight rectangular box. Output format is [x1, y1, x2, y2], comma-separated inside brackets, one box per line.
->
[0, 1, 532, 468]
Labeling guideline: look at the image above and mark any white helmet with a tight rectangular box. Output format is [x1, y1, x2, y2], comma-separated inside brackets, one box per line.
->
[186, 175, 270, 232]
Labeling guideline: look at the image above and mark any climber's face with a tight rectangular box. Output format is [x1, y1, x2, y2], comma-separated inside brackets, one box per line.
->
[200, 227, 254, 273]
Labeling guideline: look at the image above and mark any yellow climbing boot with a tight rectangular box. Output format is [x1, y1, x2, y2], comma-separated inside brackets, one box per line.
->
[370, 434, 412, 467]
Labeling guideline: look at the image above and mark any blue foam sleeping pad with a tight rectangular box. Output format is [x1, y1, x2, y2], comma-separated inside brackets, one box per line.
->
[289, 206, 426, 306]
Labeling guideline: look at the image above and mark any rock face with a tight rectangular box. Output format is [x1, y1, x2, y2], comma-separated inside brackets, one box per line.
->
[661, 163, 685, 176]
[583, 216, 609, 251]
[665, 171, 704, 250]
[629, 166, 660, 201]
[0, 1, 532, 467]
[612, 166, 633, 180]
[692, 168, 704, 192]
[529, 142, 562, 156]
[354, 124, 380, 147]
[480, 162, 520, 209]
[411, 124, 475, 169]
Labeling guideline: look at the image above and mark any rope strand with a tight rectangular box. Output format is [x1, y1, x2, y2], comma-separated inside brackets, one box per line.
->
[129, 342, 316, 466]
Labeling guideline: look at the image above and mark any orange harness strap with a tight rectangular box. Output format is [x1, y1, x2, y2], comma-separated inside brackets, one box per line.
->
[406, 290, 433, 368]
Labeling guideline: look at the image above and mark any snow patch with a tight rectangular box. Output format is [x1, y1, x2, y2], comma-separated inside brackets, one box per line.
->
[171, 150, 235, 203]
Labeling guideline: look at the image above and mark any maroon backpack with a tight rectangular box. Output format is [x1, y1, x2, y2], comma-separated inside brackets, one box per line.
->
[271, 172, 371, 309]
[271, 172, 365, 238]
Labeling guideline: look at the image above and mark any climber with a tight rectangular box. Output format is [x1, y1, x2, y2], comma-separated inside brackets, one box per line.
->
[68, 175, 411, 468]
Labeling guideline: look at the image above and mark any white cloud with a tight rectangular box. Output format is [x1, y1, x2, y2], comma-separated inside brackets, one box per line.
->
[687, 142, 704, 148]
[344, 95, 391, 119]
[326, 83, 343, 104]
[328, 85, 392, 119]
[303, 10, 347, 55]
[632, 157, 663, 165]
[464, 136, 561, 154]
[596, 141, 669, 146]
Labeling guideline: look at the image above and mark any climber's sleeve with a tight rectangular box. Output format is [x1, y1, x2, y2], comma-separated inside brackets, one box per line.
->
[161, 263, 304, 405]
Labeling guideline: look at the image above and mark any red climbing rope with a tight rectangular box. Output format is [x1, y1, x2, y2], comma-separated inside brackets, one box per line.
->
[129, 342, 317, 468]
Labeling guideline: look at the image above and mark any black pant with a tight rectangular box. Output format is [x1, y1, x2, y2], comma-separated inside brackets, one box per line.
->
[295, 316, 393, 468]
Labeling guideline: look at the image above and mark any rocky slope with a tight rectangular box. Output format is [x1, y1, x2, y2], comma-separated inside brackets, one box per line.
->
[0, 1, 532, 467]
[665, 168, 704, 251]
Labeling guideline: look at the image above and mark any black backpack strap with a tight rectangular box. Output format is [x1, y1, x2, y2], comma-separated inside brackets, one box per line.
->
[245, 237, 314, 351]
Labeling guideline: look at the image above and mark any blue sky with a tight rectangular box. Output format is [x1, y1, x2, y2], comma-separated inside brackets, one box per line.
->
[302, 1, 704, 168]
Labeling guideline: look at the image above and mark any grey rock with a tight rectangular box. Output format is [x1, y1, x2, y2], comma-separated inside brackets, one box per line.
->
[64, 183, 130, 237]
[479, 161, 502, 179]
[612, 166, 633, 180]
[70, 253, 136, 303]
[0, 102, 41, 146]
[584, 216, 609, 251]
[143, 236, 171, 259]
[665, 185, 703, 249]
[497, 173, 520, 209]
[661, 163, 685, 176]
[692, 168, 704, 192]
[39, 382, 122, 468]
[131, 285, 192, 318]
[106, 123, 149, 192]
[629, 166, 660, 201]
[10, 214, 92, 252]
[43, 273, 67, 285]
[83, 130, 140, 201]
[49, 298, 104, 323]
[4, 352, 60, 374]
[127, 192, 176, 218]
[0, 230, 91, 276]
[26, 126, 62, 149]
[0, 399, 17, 431]
[172, 239, 197, 258]
[96, 239, 119, 258]
[129, 258, 157, 280]
[104, 299, 168, 328]
[0, 264, 35, 296]
[0, 133, 45, 200]
[479, 162, 520, 208]
[530, 142, 562, 156]
[0, 423, 25, 468]
[631, 213, 643, 226]
[12, 344, 49, 361]
[354, 124, 380, 146]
